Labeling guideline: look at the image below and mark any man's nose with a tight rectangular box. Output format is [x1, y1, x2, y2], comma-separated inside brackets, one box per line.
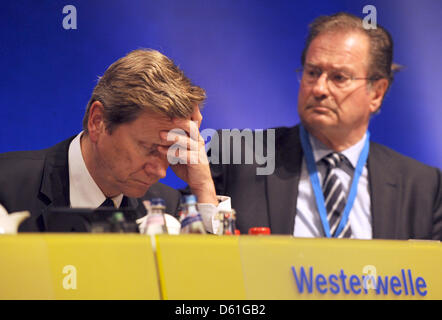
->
[311, 73, 330, 99]
[143, 160, 168, 179]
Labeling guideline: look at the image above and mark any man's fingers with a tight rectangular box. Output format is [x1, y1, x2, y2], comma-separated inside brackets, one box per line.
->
[171, 119, 201, 141]
[158, 120, 207, 166]
[160, 129, 204, 149]
[158, 144, 209, 165]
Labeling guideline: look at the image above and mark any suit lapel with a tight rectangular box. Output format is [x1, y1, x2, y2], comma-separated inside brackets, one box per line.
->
[266, 126, 303, 234]
[368, 142, 401, 239]
[38, 137, 75, 229]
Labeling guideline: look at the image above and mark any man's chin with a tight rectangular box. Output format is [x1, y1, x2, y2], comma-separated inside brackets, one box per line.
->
[302, 114, 336, 130]
[123, 183, 154, 198]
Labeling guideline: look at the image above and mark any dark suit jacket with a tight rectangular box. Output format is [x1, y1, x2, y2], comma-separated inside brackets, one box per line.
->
[210, 125, 442, 240]
[0, 136, 181, 232]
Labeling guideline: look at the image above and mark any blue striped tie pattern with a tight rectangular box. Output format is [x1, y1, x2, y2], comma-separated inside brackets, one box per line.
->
[321, 153, 352, 238]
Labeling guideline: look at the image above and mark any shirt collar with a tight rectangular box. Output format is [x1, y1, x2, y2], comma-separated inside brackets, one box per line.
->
[309, 132, 367, 169]
[68, 132, 123, 208]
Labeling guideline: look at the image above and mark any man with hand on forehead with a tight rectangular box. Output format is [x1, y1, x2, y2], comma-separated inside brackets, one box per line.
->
[0, 49, 225, 232]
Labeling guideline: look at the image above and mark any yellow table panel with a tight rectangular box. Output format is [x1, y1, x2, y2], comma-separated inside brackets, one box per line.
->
[0, 234, 160, 300]
[0, 235, 53, 299]
[238, 236, 442, 300]
[155, 234, 246, 299]
[1, 234, 440, 300]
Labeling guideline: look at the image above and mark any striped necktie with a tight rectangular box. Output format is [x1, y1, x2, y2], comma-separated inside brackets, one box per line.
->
[321, 153, 352, 238]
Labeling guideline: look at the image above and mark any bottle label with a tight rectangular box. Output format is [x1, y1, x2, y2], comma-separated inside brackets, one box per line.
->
[143, 214, 166, 235]
[145, 215, 164, 226]
[181, 215, 203, 229]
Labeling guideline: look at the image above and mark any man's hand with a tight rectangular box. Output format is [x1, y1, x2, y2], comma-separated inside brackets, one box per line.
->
[157, 107, 218, 206]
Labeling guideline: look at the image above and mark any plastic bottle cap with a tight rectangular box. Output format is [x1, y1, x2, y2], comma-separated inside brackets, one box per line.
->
[248, 227, 271, 235]
[151, 198, 166, 207]
[181, 194, 197, 204]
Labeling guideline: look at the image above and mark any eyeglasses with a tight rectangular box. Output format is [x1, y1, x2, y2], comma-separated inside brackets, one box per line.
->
[296, 65, 377, 89]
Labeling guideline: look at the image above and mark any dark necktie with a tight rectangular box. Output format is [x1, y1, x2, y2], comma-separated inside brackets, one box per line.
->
[322, 153, 352, 238]
[99, 198, 115, 208]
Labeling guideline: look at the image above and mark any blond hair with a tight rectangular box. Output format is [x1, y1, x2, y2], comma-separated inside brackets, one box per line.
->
[82, 49, 206, 133]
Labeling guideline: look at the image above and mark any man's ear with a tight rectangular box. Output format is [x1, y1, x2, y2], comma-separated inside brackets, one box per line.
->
[369, 78, 389, 114]
[87, 101, 106, 142]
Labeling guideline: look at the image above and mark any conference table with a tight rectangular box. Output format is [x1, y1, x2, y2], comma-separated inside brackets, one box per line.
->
[0, 234, 440, 299]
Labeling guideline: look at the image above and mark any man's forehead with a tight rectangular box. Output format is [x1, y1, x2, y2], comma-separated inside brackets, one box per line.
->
[306, 31, 369, 68]
[147, 116, 180, 130]
[133, 111, 191, 136]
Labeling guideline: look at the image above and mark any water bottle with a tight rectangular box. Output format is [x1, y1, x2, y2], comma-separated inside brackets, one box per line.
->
[180, 195, 206, 234]
[144, 198, 168, 235]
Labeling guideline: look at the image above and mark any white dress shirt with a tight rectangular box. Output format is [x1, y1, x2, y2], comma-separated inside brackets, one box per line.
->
[68, 132, 228, 233]
[294, 133, 372, 239]
[68, 132, 124, 208]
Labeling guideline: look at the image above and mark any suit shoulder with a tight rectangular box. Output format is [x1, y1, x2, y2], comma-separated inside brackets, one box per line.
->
[0, 149, 50, 209]
[0, 149, 47, 161]
[0, 136, 74, 188]
[0, 150, 49, 196]
[0, 149, 47, 174]
[256, 126, 297, 139]
[370, 142, 440, 179]
[272, 125, 299, 145]
[0, 136, 74, 172]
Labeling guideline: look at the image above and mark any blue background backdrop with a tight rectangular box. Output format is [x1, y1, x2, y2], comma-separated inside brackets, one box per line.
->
[1, 0, 441, 189]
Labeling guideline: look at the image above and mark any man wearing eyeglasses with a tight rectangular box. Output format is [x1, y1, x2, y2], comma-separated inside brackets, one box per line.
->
[210, 12, 442, 240]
